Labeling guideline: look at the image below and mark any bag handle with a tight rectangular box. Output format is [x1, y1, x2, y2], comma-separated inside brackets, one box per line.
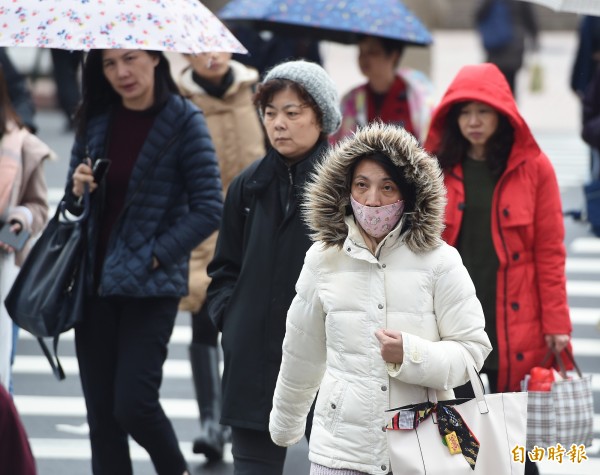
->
[540, 347, 582, 379]
[37, 337, 66, 381]
[59, 183, 90, 223]
[465, 354, 489, 414]
[427, 352, 489, 415]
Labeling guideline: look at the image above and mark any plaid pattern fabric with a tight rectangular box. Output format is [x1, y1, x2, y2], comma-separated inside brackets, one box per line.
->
[526, 375, 594, 450]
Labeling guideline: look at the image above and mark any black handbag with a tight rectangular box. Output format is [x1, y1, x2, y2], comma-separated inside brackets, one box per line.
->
[4, 187, 90, 380]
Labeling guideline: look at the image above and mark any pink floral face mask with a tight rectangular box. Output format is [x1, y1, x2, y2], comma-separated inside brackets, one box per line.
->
[350, 194, 405, 239]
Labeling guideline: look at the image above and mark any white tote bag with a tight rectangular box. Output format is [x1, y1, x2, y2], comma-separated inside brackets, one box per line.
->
[386, 358, 528, 474]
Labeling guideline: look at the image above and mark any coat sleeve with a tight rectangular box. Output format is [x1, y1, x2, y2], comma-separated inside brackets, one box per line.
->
[12, 133, 52, 235]
[269, 246, 327, 447]
[389, 247, 492, 391]
[532, 155, 571, 336]
[152, 110, 223, 268]
[206, 170, 248, 330]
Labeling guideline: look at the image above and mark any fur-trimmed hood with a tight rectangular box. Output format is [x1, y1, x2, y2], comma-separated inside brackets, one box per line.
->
[303, 122, 446, 253]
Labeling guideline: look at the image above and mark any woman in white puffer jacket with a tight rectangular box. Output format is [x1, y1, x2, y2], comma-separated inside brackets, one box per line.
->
[269, 122, 492, 475]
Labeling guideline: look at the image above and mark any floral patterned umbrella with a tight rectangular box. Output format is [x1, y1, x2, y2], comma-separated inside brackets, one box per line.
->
[0, 0, 247, 53]
[218, 0, 432, 47]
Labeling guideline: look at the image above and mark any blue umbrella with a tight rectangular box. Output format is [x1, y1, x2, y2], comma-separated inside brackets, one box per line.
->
[219, 0, 432, 47]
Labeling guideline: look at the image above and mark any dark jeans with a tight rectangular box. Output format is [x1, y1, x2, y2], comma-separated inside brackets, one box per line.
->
[74, 295, 187, 475]
[454, 369, 538, 475]
[231, 406, 314, 475]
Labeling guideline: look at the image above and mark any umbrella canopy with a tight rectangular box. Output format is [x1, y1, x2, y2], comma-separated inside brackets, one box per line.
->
[517, 0, 600, 15]
[0, 0, 247, 54]
[219, 0, 432, 47]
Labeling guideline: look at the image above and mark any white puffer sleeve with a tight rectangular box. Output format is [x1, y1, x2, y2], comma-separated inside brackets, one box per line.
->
[389, 245, 492, 390]
[269, 244, 327, 447]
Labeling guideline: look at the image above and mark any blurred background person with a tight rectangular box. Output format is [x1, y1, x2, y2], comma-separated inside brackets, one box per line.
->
[177, 50, 265, 462]
[0, 48, 37, 133]
[66, 48, 223, 475]
[0, 384, 36, 475]
[582, 65, 600, 182]
[571, 15, 600, 182]
[330, 35, 435, 144]
[49, 49, 83, 131]
[570, 15, 600, 101]
[206, 60, 341, 475]
[425, 63, 572, 475]
[475, 0, 538, 96]
[0, 68, 52, 394]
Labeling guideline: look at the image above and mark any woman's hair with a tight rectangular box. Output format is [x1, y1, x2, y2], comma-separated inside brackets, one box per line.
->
[358, 35, 405, 57]
[0, 68, 22, 133]
[253, 78, 324, 134]
[357, 35, 405, 68]
[75, 50, 179, 137]
[436, 101, 514, 178]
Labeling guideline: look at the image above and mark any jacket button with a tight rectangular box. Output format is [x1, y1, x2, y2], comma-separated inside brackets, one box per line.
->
[378, 304, 384, 309]
[513, 252, 520, 260]
[381, 385, 387, 391]
[382, 263, 386, 268]
[331, 403, 336, 409]
[381, 465, 387, 471]
[347, 247, 351, 252]
[503, 208, 509, 217]
[516, 353, 524, 361]
[511, 302, 520, 311]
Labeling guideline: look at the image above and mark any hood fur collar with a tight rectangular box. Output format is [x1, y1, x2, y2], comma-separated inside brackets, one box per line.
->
[303, 122, 446, 253]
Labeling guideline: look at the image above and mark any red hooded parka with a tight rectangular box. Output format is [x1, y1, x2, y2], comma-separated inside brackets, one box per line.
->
[425, 63, 572, 392]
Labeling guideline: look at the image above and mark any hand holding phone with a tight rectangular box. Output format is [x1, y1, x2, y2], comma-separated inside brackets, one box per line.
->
[92, 158, 111, 184]
[0, 223, 30, 252]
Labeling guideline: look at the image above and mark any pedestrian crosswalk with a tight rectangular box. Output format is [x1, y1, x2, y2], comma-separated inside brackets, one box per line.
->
[535, 132, 591, 190]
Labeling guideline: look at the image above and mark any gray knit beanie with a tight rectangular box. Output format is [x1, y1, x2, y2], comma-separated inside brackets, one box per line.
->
[262, 60, 342, 135]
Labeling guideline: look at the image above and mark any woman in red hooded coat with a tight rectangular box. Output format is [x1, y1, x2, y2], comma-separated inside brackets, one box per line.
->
[424, 63, 571, 392]
[425, 64, 572, 474]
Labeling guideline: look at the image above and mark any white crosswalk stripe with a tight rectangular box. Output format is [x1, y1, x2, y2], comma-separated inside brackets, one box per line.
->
[534, 132, 591, 190]
[28, 438, 234, 463]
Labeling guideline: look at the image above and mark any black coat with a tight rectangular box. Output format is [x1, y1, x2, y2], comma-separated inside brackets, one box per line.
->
[207, 140, 328, 431]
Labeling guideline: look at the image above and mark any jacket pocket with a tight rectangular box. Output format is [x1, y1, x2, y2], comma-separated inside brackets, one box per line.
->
[315, 375, 348, 435]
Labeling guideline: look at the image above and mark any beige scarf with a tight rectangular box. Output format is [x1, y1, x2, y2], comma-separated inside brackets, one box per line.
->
[0, 123, 26, 221]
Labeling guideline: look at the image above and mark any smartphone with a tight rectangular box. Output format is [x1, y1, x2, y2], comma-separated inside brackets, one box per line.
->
[0, 223, 31, 251]
[92, 158, 111, 184]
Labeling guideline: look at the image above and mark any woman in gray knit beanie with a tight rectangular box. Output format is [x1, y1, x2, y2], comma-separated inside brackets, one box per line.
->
[205, 60, 341, 474]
